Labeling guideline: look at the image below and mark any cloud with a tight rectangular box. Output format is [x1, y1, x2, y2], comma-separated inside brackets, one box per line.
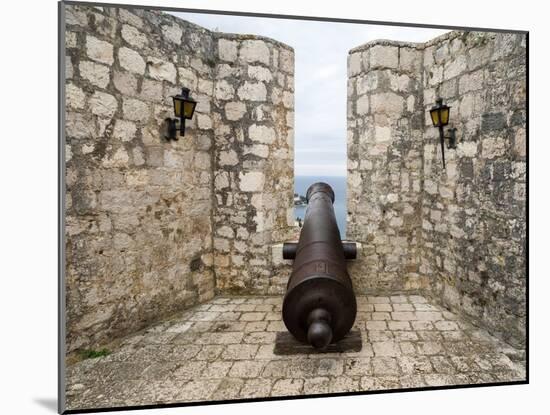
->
[170, 11, 449, 177]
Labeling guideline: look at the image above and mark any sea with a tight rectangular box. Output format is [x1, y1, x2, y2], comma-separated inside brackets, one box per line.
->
[294, 176, 347, 239]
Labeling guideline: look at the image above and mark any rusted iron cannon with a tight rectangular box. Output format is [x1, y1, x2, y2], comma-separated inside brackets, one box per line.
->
[282, 182, 357, 350]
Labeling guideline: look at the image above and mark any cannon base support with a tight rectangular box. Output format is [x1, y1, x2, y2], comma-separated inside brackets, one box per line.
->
[273, 330, 362, 355]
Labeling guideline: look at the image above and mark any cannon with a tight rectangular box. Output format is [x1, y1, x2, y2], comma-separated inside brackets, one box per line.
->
[282, 182, 357, 350]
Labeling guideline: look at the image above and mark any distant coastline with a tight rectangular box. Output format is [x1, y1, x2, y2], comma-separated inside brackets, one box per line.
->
[293, 193, 307, 206]
[294, 175, 347, 238]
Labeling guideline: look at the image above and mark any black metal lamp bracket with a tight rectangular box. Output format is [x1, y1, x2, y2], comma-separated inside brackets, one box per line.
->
[445, 127, 457, 149]
[437, 126, 458, 169]
[164, 117, 186, 140]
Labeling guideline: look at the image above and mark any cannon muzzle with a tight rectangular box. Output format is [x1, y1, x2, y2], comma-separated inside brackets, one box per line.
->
[282, 182, 357, 350]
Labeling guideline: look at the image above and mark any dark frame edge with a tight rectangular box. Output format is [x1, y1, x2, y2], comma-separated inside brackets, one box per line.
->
[62, 380, 528, 414]
[62, 0, 528, 34]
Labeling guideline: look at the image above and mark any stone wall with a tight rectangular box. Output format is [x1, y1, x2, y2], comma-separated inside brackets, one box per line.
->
[347, 41, 426, 294]
[64, 4, 294, 353]
[420, 32, 527, 347]
[211, 35, 295, 294]
[347, 32, 526, 346]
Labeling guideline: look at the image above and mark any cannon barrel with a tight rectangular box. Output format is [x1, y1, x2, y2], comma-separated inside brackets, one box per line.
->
[282, 182, 357, 350]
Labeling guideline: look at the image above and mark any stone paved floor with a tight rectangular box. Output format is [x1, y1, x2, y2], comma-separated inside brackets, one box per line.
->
[66, 294, 526, 410]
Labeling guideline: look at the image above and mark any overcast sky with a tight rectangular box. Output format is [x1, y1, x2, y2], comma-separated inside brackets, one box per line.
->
[170, 11, 448, 177]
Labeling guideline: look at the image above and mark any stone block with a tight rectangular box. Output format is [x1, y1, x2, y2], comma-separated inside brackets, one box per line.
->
[391, 311, 416, 321]
[145, 146, 164, 167]
[239, 172, 265, 192]
[444, 54, 467, 79]
[348, 52, 362, 76]
[65, 6, 88, 27]
[371, 357, 399, 376]
[86, 35, 114, 65]
[356, 95, 369, 115]
[65, 31, 77, 48]
[102, 147, 130, 168]
[119, 47, 146, 75]
[249, 124, 276, 144]
[279, 48, 294, 73]
[123, 98, 149, 122]
[370, 45, 398, 69]
[514, 128, 526, 158]
[374, 126, 391, 143]
[65, 56, 73, 79]
[79, 61, 110, 88]
[229, 361, 266, 378]
[370, 92, 404, 114]
[139, 79, 163, 102]
[240, 379, 273, 398]
[89, 91, 118, 118]
[215, 80, 234, 100]
[113, 71, 137, 95]
[222, 344, 258, 360]
[240, 40, 270, 65]
[218, 150, 239, 166]
[113, 119, 136, 141]
[218, 39, 238, 61]
[434, 321, 459, 331]
[121, 24, 148, 48]
[66, 112, 95, 139]
[147, 57, 177, 83]
[481, 136, 506, 159]
[238, 81, 267, 101]
[194, 152, 210, 170]
[399, 47, 420, 71]
[193, 79, 211, 97]
[225, 102, 247, 121]
[428, 65, 444, 86]
[161, 24, 183, 44]
[66, 84, 86, 109]
[272, 378, 303, 395]
[481, 112, 507, 132]
[178, 67, 198, 90]
[244, 144, 269, 158]
[373, 341, 401, 357]
[459, 70, 484, 94]
[197, 113, 213, 130]
[118, 8, 144, 28]
[282, 91, 294, 109]
[248, 65, 273, 82]
[417, 342, 443, 355]
[457, 141, 478, 157]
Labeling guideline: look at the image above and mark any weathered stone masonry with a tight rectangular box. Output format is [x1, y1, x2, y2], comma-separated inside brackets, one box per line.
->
[211, 35, 295, 295]
[347, 41, 425, 294]
[347, 32, 526, 347]
[65, 2, 525, 357]
[64, 4, 294, 353]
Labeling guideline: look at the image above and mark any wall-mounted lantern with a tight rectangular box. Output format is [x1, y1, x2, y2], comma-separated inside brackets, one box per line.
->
[429, 98, 457, 169]
[164, 87, 197, 140]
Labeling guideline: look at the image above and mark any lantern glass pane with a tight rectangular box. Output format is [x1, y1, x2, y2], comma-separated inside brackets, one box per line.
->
[183, 101, 196, 118]
[441, 107, 450, 125]
[174, 98, 182, 117]
[430, 109, 440, 127]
